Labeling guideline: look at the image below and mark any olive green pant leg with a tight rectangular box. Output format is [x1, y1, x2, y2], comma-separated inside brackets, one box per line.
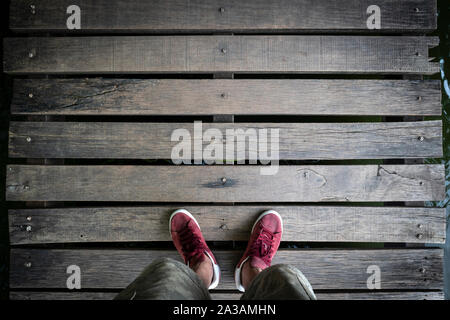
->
[241, 264, 317, 300]
[114, 258, 212, 300]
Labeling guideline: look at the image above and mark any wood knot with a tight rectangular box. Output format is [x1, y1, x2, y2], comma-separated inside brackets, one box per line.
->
[296, 169, 326, 188]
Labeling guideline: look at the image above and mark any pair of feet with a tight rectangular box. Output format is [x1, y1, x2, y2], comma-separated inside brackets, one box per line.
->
[170, 209, 283, 292]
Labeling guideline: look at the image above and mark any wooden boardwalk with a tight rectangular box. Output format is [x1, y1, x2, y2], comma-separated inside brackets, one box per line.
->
[5, 0, 446, 300]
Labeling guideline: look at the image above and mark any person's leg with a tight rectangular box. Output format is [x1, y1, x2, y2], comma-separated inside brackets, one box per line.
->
[234, 210, 316, 300]
[115, 209, 221, 300]
[241, 264, 316, 300]
[114, 257, 211, 300]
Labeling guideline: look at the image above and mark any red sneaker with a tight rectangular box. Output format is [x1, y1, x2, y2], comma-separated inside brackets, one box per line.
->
[235, 210, 283, 292]
[169, 209, 220, 289]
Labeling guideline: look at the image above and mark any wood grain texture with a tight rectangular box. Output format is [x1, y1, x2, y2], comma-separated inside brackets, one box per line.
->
[3, 36, 439, 74]
[211, 291, 445, 300]
[5, 165, 445, 202]
[9, 0, 437, 33]
[8, 121, 443, 160]
[10, 248, 443, 290]
[11, 79, 442, 116]
[9, 206, 446, 244]
[10, 291, 445, 300]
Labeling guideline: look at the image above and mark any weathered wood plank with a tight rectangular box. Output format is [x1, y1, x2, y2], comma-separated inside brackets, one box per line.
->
[5, 165, 445, 202]
[8, 121, 443, 160]
[211, 291, 445, 300]
[10, 291, 445, 300]
[11, 79, 442, 116]
[9, 206, 446, 244]
[9, 0, 437, 33]
[10, 249, 443, 290]
[3, 36, 439, 74]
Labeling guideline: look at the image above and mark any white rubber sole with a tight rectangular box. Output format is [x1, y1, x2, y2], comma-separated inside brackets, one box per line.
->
[169, 209, 221, 290]
[234, 210, 283, 292]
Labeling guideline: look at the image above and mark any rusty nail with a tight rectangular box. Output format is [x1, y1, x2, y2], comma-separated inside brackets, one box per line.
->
[221, 177, 227, 184]
[26, 136, 32, 142]
[26, 225, 32, 232]
[24, 262, 32, 268]
[26, 216, 32, 221]
[416, 233, 423, 240]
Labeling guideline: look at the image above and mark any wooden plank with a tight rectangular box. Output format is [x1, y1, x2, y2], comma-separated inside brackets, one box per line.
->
[9, 0, 437, 33]
[212, 291, 445, 300]
[10, 291, 445, 300]
[9, 248, 443, 290]
[403, 73, 426, 209]
[3, 36, 439, 75]
[8, 121, 443, 160]
[11, 79, 442, 116]
[5, 165, 445, 202]
[8, 206, 446, 244]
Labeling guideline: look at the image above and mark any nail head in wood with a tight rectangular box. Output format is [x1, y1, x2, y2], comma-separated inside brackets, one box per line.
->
[24, 185, 30, 190]
[28, 50, 36, 58]
[416, 233, 424, 240]
[219, 7, 225, 13]
[419, 267, 426, 274]
[221, 177, 227, 184]
[30, 4, 36, 15]
[417, 224, 423, 229]
[26, 216, 32, 221]
[24, 262, 32, 268]
[26, 225, 32, 232]
[26, 136, 32, 142]
[418, 136, 425, 142]
[28, 93, 34, 99]
[221, 48, 227, 54]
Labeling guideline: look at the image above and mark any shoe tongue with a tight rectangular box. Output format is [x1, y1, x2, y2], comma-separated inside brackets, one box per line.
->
[249, 256, 268, 270]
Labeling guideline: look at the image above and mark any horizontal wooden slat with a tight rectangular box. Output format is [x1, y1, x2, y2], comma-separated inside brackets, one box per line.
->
[8, 121, 443, 160]
[8, 206, 446, 244]
[11, 79, 442, 116]
[3, 36, 439, 74]
[10, 249, 443, 290]
[10, 291, 445, 300]
[5, 165, 445, 202]
[211, 291, 445, 300]
[9, 0, 437, 33]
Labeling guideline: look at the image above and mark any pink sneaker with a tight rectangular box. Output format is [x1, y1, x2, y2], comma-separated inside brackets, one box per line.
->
[235, 210, 283, 292]
[169, 209, 220, 289]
